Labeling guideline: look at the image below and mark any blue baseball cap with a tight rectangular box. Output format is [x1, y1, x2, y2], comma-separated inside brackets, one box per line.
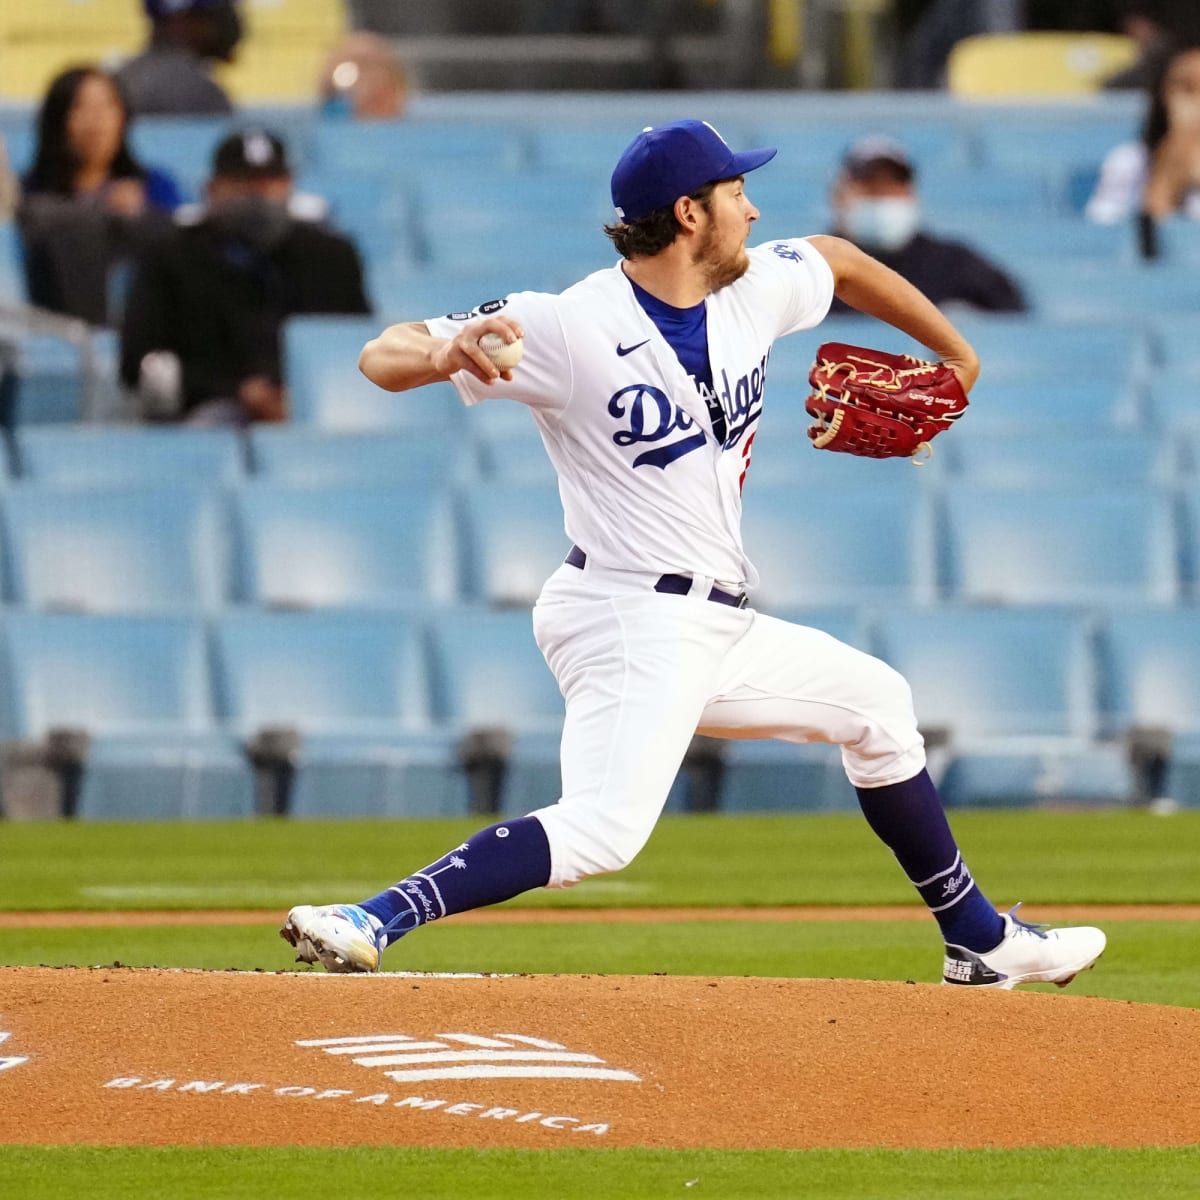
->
[610, 119, 777, 223]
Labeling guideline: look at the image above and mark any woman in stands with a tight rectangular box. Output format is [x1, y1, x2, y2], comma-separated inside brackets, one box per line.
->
[17, 65, 184, 325]
[1087, 42, 1200, 231]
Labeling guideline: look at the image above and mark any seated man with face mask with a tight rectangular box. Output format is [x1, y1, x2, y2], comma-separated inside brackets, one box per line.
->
[120, 129, 371, 425]
[828, 136, 1026, 316]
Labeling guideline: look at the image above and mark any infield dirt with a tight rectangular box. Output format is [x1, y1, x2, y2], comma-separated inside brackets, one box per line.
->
[1, 966, 1198, 1150]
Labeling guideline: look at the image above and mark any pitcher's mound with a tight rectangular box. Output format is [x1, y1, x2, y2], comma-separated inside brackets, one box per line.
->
[1, 967, 1197, 1149]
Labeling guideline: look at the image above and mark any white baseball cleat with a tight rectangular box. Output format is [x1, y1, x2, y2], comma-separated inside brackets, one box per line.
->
[280, 903, 385, 973]
[942, 905, 1106, 990]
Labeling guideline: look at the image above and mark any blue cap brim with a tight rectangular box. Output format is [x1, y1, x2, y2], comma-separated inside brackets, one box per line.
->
[728, 146, 777, 177]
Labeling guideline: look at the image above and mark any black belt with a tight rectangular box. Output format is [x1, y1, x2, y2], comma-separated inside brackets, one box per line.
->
[565, 545, 747, 609]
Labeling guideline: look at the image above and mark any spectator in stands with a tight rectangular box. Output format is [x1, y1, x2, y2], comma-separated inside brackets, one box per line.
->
[828, 135, 1026, 314]
[1101, 1, 1200, 90]
[318, 32, 409, 120]
[1087, 42, 1200, 231]
[17, 66, 185, 325]
[121, 128, 371, 426]
[116, 0, 242, 117]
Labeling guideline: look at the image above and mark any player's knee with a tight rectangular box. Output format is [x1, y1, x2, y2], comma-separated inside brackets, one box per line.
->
[530, 803, 653, 887]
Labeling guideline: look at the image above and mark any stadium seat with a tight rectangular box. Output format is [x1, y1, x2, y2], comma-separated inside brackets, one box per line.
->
[1100, 609, 1200, 737]
[716, 740, 858, 813]
[212, 608, 462, 817]
[427, 606, 561, 732]
[471, 424, 556, 483]
[15, 427, 246, 488]
[947, 33, 1138, 98]
[1148, 312, 1200, 375]
[740, 485, 938, 609]
[248, 427, 475, 486]
[232, 482, 459, 609]
[427, 606, 563, 813]
[754, 119, 971, 178]
[1011, 259, 1200, 321]
[943, 484, 1181, 606]
[947, 377, 1141, 434]
[877, 606, 1099, 741]
[0, 331, 86, 426]
[1146, 371, 1200, 436]
[308, 119, 526, 178]
[0, 612, 253, 819]
[459, 480, 569, 606]
[946, 430, 1176, 488]
[283, 315, 466, 431]
[1, 484, 232, 614]
[875, 605, 1127, 807]
[128, 118, 230, 203]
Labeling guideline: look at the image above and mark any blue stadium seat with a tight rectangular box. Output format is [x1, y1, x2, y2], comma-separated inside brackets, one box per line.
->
[0, 612, 253, 819]
[932, 211, 1134, 261]
[413, 170, 614, 238]
[427, 606, 561, 731]
[471, 424, 556, 483]
[1011, 259, 1200, 321]
[898, 318, 1149, 387]
[232, 482, 459, 608]
[973, 118, 1140, 178]
[127, 117, 230, 201]
[943, 484, 1181, 606]
[248, 427, 476, 486]
[212, 609, 462, 817]
[0, 331, 87, 426]
[15, 426, 246, 487]
[1145, 370, 1200, 436]
[283, 315, 466, 431]
[427, 606, 563, 813]
[422, 220, 611, 286]
[946, 429, 1176, 488]
[1147, 312, 1200, 375]
[1100, 609, 1200, 737]
[0, 220, 23, 304]
[716, 741, 858, 812]
[460, 480, 569, 606]
[753, 119, 972, 177]
[1, 484, 232, 613]
[875, 605, 1127, 807]
[877, 606, 1097, 741]
[309, 119, 526, 177]
[948, 377, 1141, 433]
[740, 485, 938, 609]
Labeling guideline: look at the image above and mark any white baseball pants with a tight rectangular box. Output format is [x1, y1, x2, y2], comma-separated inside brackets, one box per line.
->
[528, 560, 927, 888]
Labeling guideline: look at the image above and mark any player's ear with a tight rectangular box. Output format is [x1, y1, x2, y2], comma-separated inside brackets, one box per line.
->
[674, 195, 701, 229]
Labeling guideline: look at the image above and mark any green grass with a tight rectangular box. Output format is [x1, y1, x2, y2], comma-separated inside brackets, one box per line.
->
[2, 812, 1196, 1197]
[1, 1146, 1198, 1200]
[4, 918, 1198, 1007]
[2, 810, 1199, 911]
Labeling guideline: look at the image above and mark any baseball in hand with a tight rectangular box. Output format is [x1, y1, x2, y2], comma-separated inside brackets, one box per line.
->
[479, 331, 524, 371]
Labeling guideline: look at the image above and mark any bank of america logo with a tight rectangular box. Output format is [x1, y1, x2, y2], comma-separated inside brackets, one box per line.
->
[296, 1032, 641, 1084]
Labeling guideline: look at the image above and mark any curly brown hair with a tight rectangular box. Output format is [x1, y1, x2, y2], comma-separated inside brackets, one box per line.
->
[603, 180, 717, 259]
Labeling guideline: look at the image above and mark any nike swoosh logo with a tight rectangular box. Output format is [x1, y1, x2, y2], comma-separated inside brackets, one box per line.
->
[616, 340, 650, 357]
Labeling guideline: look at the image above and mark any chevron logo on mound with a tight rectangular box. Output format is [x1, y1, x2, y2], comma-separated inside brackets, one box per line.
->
[295, 1031, 643, 1085]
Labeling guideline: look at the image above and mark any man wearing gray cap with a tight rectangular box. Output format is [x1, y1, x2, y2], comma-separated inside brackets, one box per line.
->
[830, 135, 1026, 315]
[117, 0, 242, 116]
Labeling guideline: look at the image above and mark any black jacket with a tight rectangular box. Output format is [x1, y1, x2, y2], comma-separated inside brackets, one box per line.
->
[829, 231, 1026, 316]
[120, 210, 371, 413]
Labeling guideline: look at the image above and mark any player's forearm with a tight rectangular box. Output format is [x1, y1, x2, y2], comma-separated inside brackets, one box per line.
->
[359, 321, 455, 392]
[809, 235, 980, 390]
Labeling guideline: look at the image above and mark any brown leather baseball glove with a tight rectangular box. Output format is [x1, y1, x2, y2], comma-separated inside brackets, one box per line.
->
[805, 342, 969, 460]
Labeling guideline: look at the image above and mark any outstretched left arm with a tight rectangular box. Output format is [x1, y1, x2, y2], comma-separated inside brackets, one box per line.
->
[807, 234, 980, 393]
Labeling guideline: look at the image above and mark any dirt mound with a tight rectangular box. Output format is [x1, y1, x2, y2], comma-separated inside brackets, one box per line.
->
[1, 966, 1197, 1149]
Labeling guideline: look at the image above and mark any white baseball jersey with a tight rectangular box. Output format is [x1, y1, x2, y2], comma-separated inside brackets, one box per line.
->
[425, 237, 834, 589]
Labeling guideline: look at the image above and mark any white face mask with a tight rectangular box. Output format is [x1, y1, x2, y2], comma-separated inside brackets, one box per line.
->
[841, 197, 920, 251]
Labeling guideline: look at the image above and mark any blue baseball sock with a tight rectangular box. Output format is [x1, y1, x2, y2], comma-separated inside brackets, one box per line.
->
[357, 816, 552, 948]
[855, 770, 1005, 953]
